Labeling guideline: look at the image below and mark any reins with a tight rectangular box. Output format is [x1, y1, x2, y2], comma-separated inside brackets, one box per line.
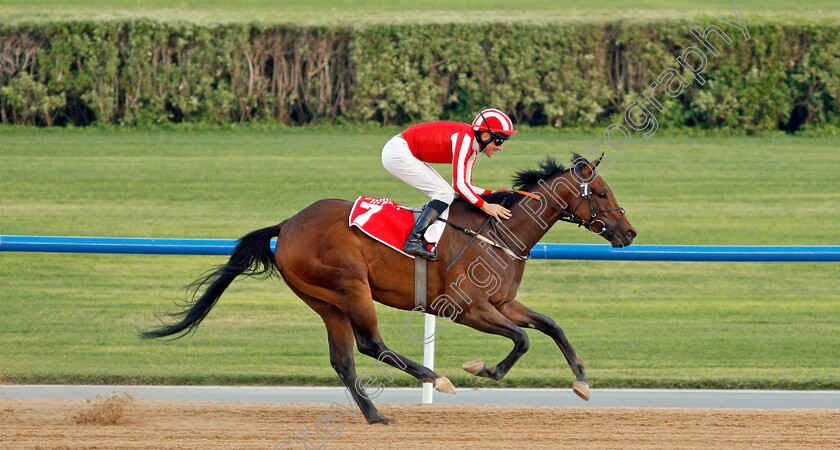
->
[440, 216, 491, 270]
[439, 215, 529, 270]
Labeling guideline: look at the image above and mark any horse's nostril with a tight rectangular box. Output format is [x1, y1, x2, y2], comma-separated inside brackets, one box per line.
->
[626, 229, 637, 239]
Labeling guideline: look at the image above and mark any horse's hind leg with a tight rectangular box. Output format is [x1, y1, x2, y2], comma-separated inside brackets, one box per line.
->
[497, 299, 590, 400]
[342, 290, 456, 395]
[294, 290, 395, 424]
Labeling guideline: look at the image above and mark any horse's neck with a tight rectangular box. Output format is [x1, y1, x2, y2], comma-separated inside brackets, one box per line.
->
[449, 194, 564, 255]
[500, 201, 560, 252]
[504, 175, 577, 250]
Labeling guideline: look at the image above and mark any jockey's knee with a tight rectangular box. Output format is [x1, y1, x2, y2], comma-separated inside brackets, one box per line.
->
[431, 191, 454, 205]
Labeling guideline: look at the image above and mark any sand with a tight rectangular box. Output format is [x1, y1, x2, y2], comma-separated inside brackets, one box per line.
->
[2, 398, 839, 449]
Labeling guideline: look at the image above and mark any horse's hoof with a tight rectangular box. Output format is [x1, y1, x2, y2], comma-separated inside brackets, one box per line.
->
[368, 415, 398, 425]
[572, 381, 590, 401]
[462, 359, 486, 376]
[433, 376, 456, 394]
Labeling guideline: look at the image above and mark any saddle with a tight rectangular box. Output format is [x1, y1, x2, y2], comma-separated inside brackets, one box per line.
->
[348, 196, 448, 259]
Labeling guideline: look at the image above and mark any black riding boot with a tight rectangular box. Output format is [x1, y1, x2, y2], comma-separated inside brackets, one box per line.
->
[403, 200, 448, 261]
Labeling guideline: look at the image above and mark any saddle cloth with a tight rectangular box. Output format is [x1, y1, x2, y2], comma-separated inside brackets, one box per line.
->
[348, 196, 448, 258]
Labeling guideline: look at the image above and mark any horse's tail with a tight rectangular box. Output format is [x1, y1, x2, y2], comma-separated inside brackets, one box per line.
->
[139, 223, 282, 340]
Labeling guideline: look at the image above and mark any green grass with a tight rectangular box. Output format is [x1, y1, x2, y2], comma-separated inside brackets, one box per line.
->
[2, 0, 839, 24]
[0, 126, 838, 389]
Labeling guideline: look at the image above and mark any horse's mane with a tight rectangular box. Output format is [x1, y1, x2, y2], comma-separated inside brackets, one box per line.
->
[453, 154, 585, 208]
[512, 154, 584, 191]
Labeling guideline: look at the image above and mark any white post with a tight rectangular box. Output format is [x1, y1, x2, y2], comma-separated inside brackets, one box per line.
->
[421, 312, 436, 404]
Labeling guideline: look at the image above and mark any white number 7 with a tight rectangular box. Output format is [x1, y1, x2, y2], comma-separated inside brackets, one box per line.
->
[353, 201, 383, 226]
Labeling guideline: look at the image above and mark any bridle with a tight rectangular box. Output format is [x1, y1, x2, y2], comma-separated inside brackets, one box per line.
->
[518, 166, 626, 241]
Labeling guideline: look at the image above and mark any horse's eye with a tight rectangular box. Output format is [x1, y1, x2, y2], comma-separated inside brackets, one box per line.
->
[598, 192, 608, 198]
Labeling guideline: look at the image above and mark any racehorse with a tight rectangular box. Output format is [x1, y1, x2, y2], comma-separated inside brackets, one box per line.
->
[141, 153, 637, 424]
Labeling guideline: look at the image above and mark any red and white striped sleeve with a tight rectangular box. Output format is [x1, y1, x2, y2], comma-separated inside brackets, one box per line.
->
[451, 132, 491, 208]
[464, 152, 491, 198]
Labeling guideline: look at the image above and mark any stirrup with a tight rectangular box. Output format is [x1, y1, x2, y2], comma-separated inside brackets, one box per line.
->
[403, 200, 445, 261]
[404, 235, 438, 261]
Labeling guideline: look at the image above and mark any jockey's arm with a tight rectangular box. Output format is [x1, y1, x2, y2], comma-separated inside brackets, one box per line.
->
[451, 132, 511, 220]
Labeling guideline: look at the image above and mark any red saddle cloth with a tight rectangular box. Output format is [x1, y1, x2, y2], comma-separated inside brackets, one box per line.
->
[348, 196, 432, 258]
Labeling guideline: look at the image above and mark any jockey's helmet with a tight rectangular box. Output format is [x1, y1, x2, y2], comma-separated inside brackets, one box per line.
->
[472, 108, 517, 151]
[471, 108, 518, 137]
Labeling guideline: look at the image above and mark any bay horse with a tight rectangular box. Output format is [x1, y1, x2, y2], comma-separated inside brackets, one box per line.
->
[141, 153, 636, 424]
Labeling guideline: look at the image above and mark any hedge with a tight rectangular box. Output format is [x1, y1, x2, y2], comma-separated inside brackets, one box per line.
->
[0, 20, 837, 132]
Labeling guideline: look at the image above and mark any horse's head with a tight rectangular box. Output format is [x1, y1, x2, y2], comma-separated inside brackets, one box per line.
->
[514, 154, 637, 248]
[569, 155, 637, 247]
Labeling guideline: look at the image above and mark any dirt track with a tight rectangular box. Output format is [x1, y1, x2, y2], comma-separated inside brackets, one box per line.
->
[2, 398, 839, 449]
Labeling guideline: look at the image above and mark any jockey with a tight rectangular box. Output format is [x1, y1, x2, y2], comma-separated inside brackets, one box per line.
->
[381, 108, 517, 260]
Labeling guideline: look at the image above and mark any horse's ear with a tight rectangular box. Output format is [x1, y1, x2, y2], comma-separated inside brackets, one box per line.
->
[572, 153, 597, 182]
[577, 160, 594, 180]
[594, 152, 604, 167]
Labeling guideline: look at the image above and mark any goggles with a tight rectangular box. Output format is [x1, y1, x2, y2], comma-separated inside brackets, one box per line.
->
[491, 132, 509, 146]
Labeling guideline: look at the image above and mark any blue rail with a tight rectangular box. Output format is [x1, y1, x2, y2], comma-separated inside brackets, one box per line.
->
[529, 243, 840, 262]
[0, 235, 248, 256]
[1, 235, 839, 262]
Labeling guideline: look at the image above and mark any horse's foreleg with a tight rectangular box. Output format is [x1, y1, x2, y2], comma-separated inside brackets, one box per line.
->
[456, 302, 529, 381]
[497, 299, 590, 400]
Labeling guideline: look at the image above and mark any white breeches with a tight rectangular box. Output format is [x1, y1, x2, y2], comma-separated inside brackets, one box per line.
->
[381, 134, 455, 205]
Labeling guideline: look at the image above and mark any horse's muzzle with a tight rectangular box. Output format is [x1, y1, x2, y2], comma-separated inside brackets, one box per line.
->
[610, 224, 637, 248]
